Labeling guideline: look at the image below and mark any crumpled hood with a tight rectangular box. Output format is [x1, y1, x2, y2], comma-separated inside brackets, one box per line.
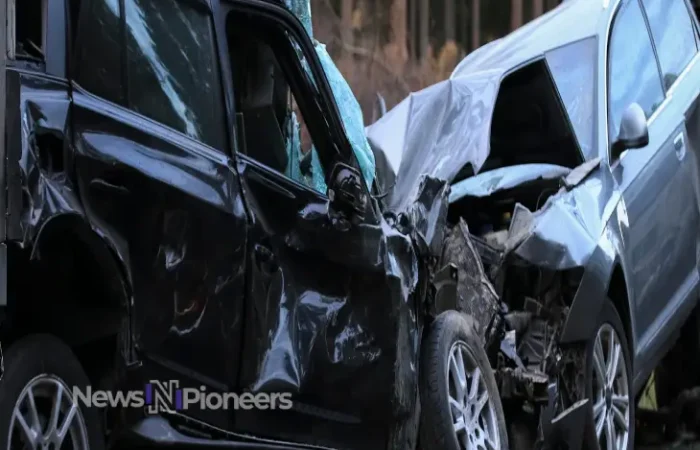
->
[449, 163, 571, 202]
[366, 72, 501, 211]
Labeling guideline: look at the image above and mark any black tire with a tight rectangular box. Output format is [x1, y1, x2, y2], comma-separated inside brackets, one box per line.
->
[419, 311, 508, 450]
[0, 334, 105, 450]
[585, 300, 635, 450]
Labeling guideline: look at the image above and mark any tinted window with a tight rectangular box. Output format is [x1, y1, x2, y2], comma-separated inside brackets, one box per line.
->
[227, 15, 328, 194]
[642, 0, 698, 89]
[608, 0, 664, 143]
[75, 0, 124, 104]
[547, 38, 597, 160]
[125, 0, 225, 150]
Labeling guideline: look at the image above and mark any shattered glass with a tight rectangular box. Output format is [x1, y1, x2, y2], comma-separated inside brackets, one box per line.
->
[283, 0, 376, 191]
[314, 43, 376, 189]
[284, 0, 313, 37]
[284, 111, 327, 192]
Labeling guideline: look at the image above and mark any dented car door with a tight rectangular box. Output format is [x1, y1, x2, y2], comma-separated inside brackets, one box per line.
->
[69, 0, 247, 422]
[223, 3, 416, 446]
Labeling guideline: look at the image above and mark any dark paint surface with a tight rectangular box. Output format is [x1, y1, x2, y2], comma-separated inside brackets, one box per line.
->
[234, 154, 452, 447]
[70, 88, 249, 391]
[15, 0, 700, 449]
[9, 51, 451, 449]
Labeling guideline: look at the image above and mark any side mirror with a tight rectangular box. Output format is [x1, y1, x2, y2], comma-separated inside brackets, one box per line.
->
[328, 163, 368, 229]
[371, 92, 387, 123]
[612, 103, 649, 158]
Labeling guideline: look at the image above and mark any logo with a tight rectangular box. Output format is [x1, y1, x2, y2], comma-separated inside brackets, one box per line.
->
[72, 380, 293, 412]
[145, 380, 182, 414]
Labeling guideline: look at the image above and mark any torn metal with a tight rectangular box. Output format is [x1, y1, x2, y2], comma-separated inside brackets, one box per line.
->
[7, 1, 639, 449]
[240, 174, 452, 447]
[363, 5, 617, 445]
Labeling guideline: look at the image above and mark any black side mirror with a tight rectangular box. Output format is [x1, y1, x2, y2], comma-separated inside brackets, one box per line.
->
[612, 103, 649, 159]
[328, 163, 368, 228]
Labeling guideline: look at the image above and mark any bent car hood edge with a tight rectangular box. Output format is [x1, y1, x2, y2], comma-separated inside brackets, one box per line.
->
[366, 71, 502, 211]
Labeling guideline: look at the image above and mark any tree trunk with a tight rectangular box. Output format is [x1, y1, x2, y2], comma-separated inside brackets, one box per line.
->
[419, 0, 430, 60]
[390, 0, 408, 62]
[410, 0, 418, 60]
[533, 0, 544, 17]
[471, 0, 480, 50]
[460, 0, 468, 52]
[445, 0, 456, 41]
[510, 0, 523, 30]
[341, 0, 353, 46]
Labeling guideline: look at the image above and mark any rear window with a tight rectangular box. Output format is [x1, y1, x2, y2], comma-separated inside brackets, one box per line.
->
[546, 37, 598, 160]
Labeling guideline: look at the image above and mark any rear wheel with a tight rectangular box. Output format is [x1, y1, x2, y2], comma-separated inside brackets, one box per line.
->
[419, 311, 507, 450]
[0, 334, 105, 450]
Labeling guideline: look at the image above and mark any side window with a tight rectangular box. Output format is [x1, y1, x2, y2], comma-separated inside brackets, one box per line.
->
[642, 0, 698, 90]
[14, 0, 47, 61]
[607, 0, 664, 144]
[546, 38, 597, 160]
[74, 0, 124, 105]
[227, 14, 328, 194]
[124, 0, 226, 151]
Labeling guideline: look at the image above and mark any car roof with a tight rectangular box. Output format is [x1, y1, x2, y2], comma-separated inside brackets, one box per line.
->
[452, 0, 609, 78]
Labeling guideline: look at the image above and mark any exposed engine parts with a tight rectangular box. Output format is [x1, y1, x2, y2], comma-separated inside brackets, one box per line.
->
[442, 175, 594, 449]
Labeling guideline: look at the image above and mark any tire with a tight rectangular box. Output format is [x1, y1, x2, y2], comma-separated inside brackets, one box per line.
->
[0, 334, 105, 450]
[585, 300, 635, 450]
[419, 311, 508, 450]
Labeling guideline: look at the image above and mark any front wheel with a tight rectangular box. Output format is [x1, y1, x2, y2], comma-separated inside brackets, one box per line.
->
[419, 311, 508, 450]
[586, 300, 635, 450]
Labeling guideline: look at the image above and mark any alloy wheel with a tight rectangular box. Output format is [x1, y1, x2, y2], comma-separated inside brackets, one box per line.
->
[8, 374, 89, 450]
[447, 340, 501, 450]
[592, 324, 630, 450]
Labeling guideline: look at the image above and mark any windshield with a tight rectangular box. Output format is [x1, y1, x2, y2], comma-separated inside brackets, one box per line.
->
[545, 37, 598, 160]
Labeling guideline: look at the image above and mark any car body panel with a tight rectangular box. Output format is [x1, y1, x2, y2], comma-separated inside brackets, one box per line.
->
[5, 0, 700, 448]
[70, 85, 250, 424]
[233, 153, 424, 447]
[367, 0, 700, 400]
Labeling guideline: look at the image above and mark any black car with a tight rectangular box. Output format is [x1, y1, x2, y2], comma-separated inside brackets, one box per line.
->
[0, 1, 511, 449]
[3, 0, 699, 449]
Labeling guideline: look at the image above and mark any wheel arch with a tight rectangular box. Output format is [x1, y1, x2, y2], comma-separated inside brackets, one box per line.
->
[30, 212, 131, 307]
[8, 212, 132, 347]
[560, 225, 635, 351]
[606, 263, 634, 357]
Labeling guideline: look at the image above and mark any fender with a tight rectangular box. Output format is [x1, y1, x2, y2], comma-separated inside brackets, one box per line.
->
[30, 212, 131, 311]
[559, 209, 634, 346]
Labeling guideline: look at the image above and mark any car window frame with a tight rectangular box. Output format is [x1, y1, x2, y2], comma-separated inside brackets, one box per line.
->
[222, 0, 378, 221]
[7, 0, 63, 76]
[70, 0, 233, 155]
[639, 0, 699, 94]
[684, 0, 700, 51]
[605, 0, 665, 164]
[224, 10, 333, 198]
[545, 36, 599, 162]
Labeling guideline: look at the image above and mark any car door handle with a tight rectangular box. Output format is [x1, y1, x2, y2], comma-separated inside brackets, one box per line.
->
[254, 244, 278, 273]
[674, 133, 684, 150]
[89, 178, 130, 196]
[674, 133, 686, 160]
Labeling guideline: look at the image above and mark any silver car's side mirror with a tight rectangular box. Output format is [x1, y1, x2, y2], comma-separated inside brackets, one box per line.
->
[612, 103, 649, 158]
[371, 92, 387, 124]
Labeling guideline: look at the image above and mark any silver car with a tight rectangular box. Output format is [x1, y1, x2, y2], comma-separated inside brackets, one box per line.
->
[368, 0, 700, 448]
